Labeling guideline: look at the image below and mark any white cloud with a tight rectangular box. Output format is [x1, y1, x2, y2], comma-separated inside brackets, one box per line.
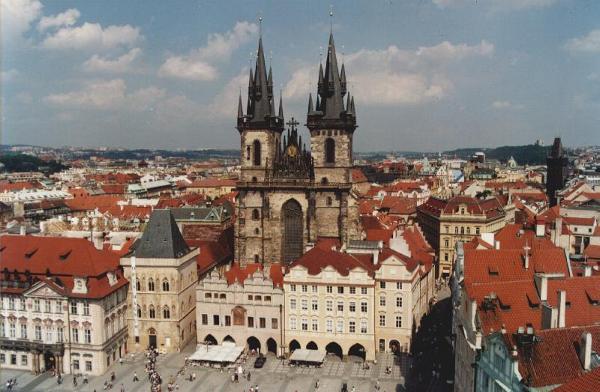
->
[44, 79, 164, 111]
[1, 0, 42, 40]
[207, 70, 249, 117]
[588, 73, 600, 81]
[284, 40, 493, 106]
[1, 69, 20, 82]
[158, 57, 218, 81]
[433, 0, 556, 11]
[564, 30, 600, 53]
[42, 22, 141, 50]
[83, 48, 142, 73]
[37, 8, 80, 31]
[492, 100, 524, 110]
[158, 21, 257, 81]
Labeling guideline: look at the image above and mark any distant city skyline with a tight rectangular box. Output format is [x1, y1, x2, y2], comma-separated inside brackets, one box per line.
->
[2, 0, 600, 151]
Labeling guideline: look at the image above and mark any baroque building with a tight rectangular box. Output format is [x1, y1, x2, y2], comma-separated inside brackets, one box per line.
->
[235, 32, 360, 266]
[0, 235, 128, 376]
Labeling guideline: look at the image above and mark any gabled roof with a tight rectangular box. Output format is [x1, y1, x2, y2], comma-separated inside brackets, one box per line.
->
[289, 246, 374, 277]
[132, 209, 191, 259]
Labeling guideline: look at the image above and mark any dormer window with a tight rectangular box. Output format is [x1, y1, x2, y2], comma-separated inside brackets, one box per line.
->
[107, 272, 117, 286]
[73, 277, 88, 294]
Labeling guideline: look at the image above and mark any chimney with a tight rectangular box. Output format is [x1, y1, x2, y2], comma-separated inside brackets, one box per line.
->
[523, 243, 531, 270]
[541, 304, 558, 329]
[583, 265, 592, 277]
[535, 216, 545, 237]
[579, 332, 592, 371]
[554, 216, 562, 246]
[19, 225, 26, 236]
[535, 274, 548, 302]
[495, 240, 501, 250]
[557, 290, 566, 328]
[39, 221, 47, 234]
[469, 299, 478, 331]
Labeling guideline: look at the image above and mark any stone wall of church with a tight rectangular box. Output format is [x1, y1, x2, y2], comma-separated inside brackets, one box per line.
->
[240, 130, 280, 182]
[311, 130, 353, 184]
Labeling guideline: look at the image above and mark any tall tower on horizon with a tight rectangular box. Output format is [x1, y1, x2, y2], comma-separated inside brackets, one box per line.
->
[546, 137, 568, 207]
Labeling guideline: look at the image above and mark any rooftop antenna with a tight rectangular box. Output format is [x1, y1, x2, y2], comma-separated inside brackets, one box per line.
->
[258, 15, 263, 37]
[269, 50, 273, 68]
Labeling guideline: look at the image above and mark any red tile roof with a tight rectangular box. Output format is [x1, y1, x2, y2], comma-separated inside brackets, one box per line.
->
[0, 234, 126, 299]
[518, 326, 600, 388]
[351, 168, 368, 183]
[290, 246, 374, 277]
[0, 181, 41, 193]
[65, 195, 124, 212]
[223, 263, 284, 288]
[552, 367, 600, 392]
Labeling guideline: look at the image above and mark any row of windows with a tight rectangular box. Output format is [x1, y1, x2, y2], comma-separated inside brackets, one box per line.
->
[0, 322, 97, 344]
[135, 278, 170, 292]
[0, 353, 29, 367]
[444, 226, 480, 235]
[200, 314, 278, 329]
[379, 315, 403, 328]
[289, 318, 371, 333]
[136, 305, 172, 319]
[379, 296, 403, 308]
[290, 298, 372, 313]
[0, 298, 92, 315]
[203, 292, 272, 302]
[289, 285, 372, 295]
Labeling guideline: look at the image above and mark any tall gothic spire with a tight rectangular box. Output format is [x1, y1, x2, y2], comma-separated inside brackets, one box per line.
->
[238, 34, 283, 132]
[307, 31, 356, 131]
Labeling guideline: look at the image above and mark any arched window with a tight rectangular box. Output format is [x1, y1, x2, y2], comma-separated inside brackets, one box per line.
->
[163, 306, 170, 319]
[321, 177, 329, 185]
[148, 278, 155, 292]
[254, 228, 260, 235]
[252, 209, 260, 220]
[162, 279, 170, 292]
[136, 279, 141, 291]
[254, 254, 259, 263]
[136, 306, 142, 318]
[246, 145, 251, 160]
[253, 140, 261, 166]
[149, 306, 156, 319]
[460, 227, 465, 235]
[325, 138, 335, 164]
[326, 197, 332, 206]
[467, 227, 471, 235]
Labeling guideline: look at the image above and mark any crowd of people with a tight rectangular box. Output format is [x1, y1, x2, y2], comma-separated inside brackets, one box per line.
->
[145, 347, 163, 392]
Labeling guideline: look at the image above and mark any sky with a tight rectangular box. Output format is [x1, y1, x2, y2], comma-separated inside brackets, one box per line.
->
[2, 0, 600, 152]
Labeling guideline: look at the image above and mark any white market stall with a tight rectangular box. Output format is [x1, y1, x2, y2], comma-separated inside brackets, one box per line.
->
[288, 349, 326, 366]
[188, 342, 244, 366]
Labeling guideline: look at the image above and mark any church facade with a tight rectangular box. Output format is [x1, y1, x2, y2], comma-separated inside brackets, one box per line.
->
[234, 32, 361, 266]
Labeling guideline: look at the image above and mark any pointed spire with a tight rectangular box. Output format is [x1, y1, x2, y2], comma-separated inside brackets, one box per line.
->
[268, 66, 273, 87]
[350, 96, 355, 114]
[248, 68, 254, 88]
[278, 93, 284, 119]
[238, 92, 244, 118]
[308, 93, 314, 113]
[318, 63, 324, 85]
[346, 91, 351, 112]
[341, 63, 346, 84]
[315, 95, 320, 111]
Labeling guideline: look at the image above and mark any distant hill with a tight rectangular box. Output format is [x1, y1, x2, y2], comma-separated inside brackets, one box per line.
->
[444, 144, 551, 165]
[0, 153, 67, 173]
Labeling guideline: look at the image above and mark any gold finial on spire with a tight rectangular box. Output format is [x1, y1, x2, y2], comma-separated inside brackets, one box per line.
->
[258, 14, 263, 37]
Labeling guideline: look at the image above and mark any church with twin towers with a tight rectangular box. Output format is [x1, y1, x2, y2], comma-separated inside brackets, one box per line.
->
[234, 29, 361, 266]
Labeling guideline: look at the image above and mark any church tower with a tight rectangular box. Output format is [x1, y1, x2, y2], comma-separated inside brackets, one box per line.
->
[307, 32, 357, 185]
[235, 31, 360, 267]
[237, 36, 284, 183]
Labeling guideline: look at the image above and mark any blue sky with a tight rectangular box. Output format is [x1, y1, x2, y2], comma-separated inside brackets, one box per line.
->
[2, 0, 600, 151]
